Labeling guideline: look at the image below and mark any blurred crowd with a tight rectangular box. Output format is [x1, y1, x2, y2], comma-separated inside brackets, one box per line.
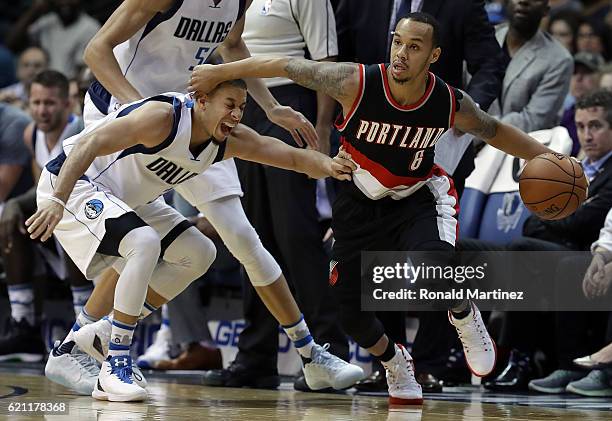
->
[0, 0, 611, 398]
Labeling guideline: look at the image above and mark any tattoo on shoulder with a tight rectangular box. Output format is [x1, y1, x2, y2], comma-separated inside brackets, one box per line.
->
[457, 93, 498, 139]
[284, 59, 357, 100]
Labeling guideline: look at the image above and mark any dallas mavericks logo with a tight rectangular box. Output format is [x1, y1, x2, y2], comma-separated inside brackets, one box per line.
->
[84, 199, 104, 219]
[496, 192, 523, 233]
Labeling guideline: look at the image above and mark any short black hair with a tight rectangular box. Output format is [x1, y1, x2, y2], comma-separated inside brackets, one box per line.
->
[576, 89, 612, 126]
[30, 69, 69, 98]
[397, 12, 440, 48]
[211, 79, 247, 95]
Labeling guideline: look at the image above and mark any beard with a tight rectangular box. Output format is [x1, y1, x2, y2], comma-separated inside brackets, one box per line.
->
[391, 75, 410, 84]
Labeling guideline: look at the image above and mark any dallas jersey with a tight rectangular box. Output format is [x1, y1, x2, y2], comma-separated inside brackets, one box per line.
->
[336, 64, 458, 201]
[47, 93, 225, 209]
[84, 0, 245, 206]
[87, 0, 246, 114]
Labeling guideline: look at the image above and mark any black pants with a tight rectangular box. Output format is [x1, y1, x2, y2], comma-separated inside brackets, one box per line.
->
[234, 84, 349, 370]
[408, 161, 473, 376]
[554, 255, 608, 369]
[329, 182, 456, 351]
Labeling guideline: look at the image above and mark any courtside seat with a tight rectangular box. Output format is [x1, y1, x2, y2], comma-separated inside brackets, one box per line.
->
[458, 144, 506, 238]
[460, 127, 573, 244]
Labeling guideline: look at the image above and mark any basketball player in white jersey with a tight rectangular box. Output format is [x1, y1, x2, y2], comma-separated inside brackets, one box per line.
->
[0, 71, 96, 377]
[44, 0, 365, 396]
[27, 80, 358, 401]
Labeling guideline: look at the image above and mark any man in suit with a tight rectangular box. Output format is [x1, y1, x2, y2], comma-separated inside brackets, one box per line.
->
[489, 0, 573, 133]
[334, 0, 505, 391]
[486, 88, 612, 391]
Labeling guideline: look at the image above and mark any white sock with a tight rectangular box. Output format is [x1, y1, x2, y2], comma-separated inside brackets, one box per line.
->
[108, 319, 136, 358]
[70, 285, 94, 319]
[63, 308, 100, 346]
[8, 284, 35, 325]
[282, 315, 314, 359]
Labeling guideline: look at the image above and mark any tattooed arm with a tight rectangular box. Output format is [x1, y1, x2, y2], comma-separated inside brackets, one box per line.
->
[190, 57, 361, 114]
[454, 90, 553, 160]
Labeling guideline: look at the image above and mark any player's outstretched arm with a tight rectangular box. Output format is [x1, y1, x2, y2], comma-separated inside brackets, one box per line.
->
[454, 90, 553, 161]
[25, 102, 174, 242]
[190, 57, 361, 115]
[214, 10, 318, 149]
[84, 0, 172, 104]
[224, 124, 356, 180]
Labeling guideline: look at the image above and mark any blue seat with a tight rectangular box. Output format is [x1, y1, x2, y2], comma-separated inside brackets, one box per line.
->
[459, 127, 573, 244]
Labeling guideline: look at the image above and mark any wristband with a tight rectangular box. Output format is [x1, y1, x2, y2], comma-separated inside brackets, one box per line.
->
[46, 196, 66, 208]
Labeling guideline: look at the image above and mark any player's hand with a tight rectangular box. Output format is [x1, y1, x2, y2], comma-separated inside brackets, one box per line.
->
[189, 64, 223, 96]
[329, 149, 356, 181]
[266, 105, 319, 149]
[0, 199, 26, 253]
[24, 199, 64, 242]
[583, 249, 612, 299]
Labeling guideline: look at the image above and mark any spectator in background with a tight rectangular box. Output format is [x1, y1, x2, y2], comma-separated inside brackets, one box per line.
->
[547, 11, 580, 53]
[0, 102, 35, 360]
[6, 0, 100, 78]
[576, 20, 608, 59]
[489, 0, 573, 134]
[0, 44, 16, 89]
[560, 52, 604, 156]
[0, 46, 48, 110]
[0, 71, 93, 368]
[0, 103, 32, 208]
[335, 0, 504, 392]
[485, 89, 612, 392]
[574, 208, 612, 373]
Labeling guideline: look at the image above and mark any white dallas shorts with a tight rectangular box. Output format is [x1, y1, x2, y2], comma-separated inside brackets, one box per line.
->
[38, 168, 187, 279]
[83, 93, 243, 204]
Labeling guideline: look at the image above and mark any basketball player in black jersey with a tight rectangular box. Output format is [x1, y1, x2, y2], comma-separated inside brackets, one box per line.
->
[190, 12, 558, 405]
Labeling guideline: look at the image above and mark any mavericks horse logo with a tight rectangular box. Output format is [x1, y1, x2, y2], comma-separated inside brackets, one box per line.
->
[84, 199, 104, 219]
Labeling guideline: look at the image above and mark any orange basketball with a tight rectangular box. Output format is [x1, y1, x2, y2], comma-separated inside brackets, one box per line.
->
[519, 152, 589, 220]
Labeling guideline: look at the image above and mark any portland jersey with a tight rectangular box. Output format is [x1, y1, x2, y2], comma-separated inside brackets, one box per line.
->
[32, 114, 83, 168]
[88, 0, 246, 114]
[47, 93, 225, 208]
[336, 64, 458, 200]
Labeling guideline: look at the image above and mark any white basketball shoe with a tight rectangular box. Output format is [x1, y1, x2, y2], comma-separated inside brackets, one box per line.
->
[45, 340, 99, 395]
[302, 343, 364, 390]
[74, 318, 148, 388]
[448, 302, 497, 377]
[92, 355, 147, 402]
[136, 325, 173, 369]
[383, 344, 423, 405]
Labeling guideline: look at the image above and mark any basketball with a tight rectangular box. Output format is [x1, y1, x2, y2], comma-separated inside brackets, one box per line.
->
[519, 152, 589, 220]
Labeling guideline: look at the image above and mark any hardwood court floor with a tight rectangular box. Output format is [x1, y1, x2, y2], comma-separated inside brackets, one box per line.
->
[1, 370, 611, 420]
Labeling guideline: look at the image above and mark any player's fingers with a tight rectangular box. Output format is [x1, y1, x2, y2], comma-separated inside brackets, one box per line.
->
[300, 122, 319, 149]
[334, 157, 357, 171]
[335, 172, 352, 181]
[337, 150, 352, 159]
[290, 129, 304, 147]
[29, 217, 49, 240]
[27, 212, 49, 238]
[40, 219, 58, 242]
[25, 210, 43, 227]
